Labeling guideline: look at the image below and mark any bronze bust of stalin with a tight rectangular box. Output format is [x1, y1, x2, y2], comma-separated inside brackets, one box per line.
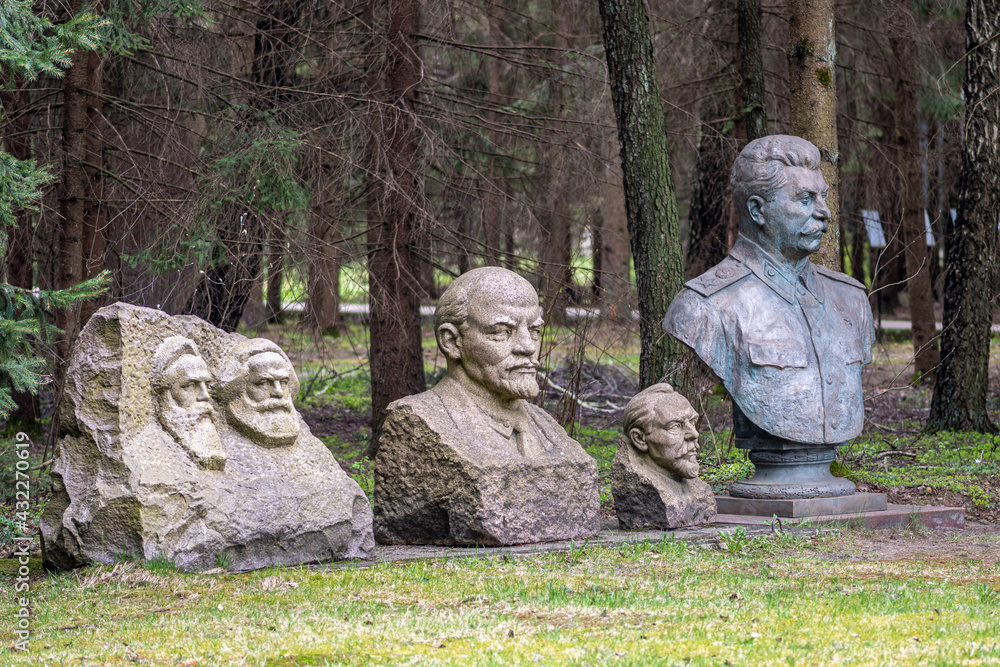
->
[664, 135, 875, 499]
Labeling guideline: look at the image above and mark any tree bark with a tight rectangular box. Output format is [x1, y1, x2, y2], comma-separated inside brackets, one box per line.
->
[483, 0, 504, 267]
[598, 139, 633, 319]
[57, 38, 94, 359]
[539, 11, 573, 324]
[305, 164, 341, 333]
[79, 50, 106, 328]
[366, 0, 427, 455]
[599, 0, 684, 388]
[737, 0, 767, 143]
[686, 99, 732, 280]
[890, 16, 939, 376]
[928, 0, 999, 433]
[787, 0, 841, 271]
[267, 223, 285, 322]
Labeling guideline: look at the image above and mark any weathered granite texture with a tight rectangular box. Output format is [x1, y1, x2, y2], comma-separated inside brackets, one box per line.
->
[611, 384, 716, 529]
[41, 303, 374, 572]
[374, 268, 600, 546]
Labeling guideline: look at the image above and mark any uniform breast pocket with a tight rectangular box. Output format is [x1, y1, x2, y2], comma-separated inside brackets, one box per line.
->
[747, 341, 808, 369]
[838, 338, 865, 365]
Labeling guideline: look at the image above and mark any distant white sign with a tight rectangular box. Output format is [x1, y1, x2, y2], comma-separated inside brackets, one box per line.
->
[861, 210, 887, 248]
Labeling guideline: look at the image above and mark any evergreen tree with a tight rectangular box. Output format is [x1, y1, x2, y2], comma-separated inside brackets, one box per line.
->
[0, 0, 110, 419]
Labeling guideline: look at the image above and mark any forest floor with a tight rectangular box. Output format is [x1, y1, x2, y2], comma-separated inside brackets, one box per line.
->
[3, 524, 999, 665]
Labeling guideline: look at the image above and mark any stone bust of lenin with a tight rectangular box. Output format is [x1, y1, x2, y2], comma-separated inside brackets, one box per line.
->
[663, 136, 874, 498]
[373, 267, 600, 546]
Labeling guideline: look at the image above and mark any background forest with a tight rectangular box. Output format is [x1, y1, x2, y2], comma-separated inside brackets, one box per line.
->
[1, 0, 997, 440]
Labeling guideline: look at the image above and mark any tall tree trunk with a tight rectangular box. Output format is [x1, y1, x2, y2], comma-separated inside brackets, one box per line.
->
[57, 38, 94, 359]
[787, 0, 840, 270]
[599, 139, 632, 319]
[305, 164, 341, 333]
[928, 0, 999, 433]
[599, 0, 684, 388]
[539, 10, 573, 324]
[891, 15, 939, 376]
[267, 223, 285, 322]
[736, 0, 767, 143]
[366, 0, 427, 455]
[686, 100, 732, 280]
[79, 50, 106, 328]
[483, 0, 504, 267]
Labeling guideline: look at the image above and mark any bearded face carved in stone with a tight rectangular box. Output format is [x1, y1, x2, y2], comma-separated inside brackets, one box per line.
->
[217, 339, 300, 448]
[625, 386, 700, 480]
[153, 336, 226, 470]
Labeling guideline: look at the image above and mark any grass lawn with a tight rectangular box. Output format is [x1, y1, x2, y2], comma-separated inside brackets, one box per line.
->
[3, 527, 1000, 666]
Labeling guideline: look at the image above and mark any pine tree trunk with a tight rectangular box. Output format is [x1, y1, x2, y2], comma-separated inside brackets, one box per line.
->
[267, 224, 285, 322]
[599, 0, 684, 388]
[891, 18, 939, 376]
[57, 44, 90, 359]
[483, 0, 504, 267]
[737, 0, 767, 143]
[598, 138, 632, 319]
[367, 0, 427, 455]
[686, 98, 732, 280]
[788, 0, 840, 271]
[305, 166, 341, 333]
[79, 50, 105, 328]
[928, 0, 999, 433]
[539, 11, 573, 325]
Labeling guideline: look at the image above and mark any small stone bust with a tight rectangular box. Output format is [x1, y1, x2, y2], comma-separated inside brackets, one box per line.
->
[612, 384, 716, 529]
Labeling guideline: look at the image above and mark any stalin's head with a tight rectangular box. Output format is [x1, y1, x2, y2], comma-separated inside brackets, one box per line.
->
[731, 135, 830, 265]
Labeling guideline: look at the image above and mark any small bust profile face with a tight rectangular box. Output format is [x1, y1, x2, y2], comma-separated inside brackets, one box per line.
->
[623, 384, 700, 480]
[732, 135, 830, 264]
[216, 339, 300, 448]
[435, 267, 544, 402]
[152, 336, 225, 470]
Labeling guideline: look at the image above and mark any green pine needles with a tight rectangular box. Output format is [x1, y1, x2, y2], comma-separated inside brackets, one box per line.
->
[0, 273, 110, 419]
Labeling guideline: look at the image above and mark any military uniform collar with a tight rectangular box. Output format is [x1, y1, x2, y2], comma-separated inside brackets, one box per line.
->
[730, 235, 825, 305]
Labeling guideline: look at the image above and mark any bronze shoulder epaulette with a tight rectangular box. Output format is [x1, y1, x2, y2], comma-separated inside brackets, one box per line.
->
[683, 257, 751, 297]
[813, 263, 867, 291]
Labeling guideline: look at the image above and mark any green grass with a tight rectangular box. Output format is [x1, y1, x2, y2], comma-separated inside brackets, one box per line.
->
[843, 431, 1000, 510]
[3, 531, 999, 665]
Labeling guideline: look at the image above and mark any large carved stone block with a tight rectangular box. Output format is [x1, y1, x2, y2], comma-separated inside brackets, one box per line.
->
[41, 303, 374, 572]
[373, 268, 601, 545]
[611, 384, 716, 529]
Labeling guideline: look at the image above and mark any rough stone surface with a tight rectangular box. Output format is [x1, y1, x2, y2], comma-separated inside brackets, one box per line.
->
[374, 386, 601, 545]
[41, 303, 374, 572]
[612, 444, 716, 529]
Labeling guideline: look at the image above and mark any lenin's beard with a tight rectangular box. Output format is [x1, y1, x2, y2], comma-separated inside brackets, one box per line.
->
[468, 362, 540, 401]
[225, 393, 299, 448]
[158, 397, 225, 470]
[493, 369, 539, 400]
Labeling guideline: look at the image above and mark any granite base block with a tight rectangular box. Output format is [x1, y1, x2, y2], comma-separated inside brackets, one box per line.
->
[715, 492, 887, 518]
[714, 503, 965, 530]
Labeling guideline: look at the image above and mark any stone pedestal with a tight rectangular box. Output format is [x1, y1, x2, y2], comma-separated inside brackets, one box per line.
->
[728, 403, 856, 499]
[716, 492, 887, 518]
[374, 395, 601, 546]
